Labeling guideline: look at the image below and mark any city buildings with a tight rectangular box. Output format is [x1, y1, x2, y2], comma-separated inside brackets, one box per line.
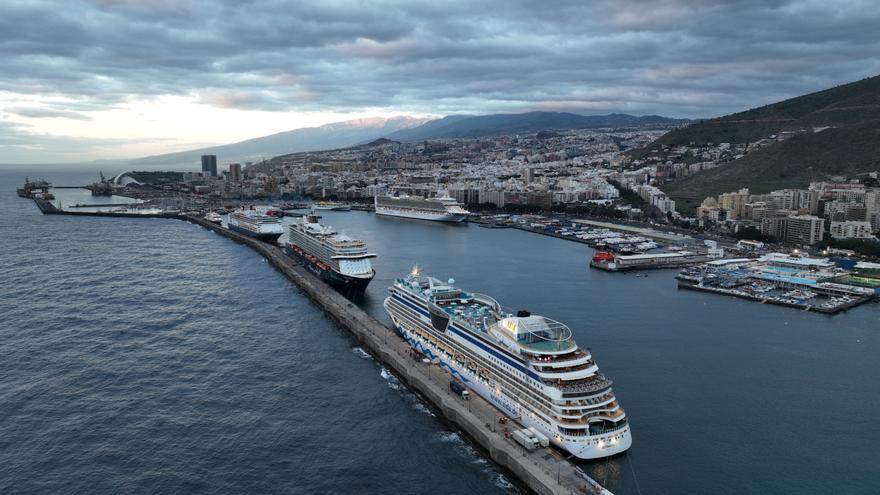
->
[830, 221, 875, 239]
[761, 215, 825, 245]
[201, 155, 218, 177]
[229, 163, 242, 182]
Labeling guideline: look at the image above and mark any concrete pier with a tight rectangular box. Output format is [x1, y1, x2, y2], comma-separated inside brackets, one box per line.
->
[183, 215, 613, 495]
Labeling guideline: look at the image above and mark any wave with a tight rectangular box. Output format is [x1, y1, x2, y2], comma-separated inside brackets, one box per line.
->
[437, 431, 462, 444]
[351, 346, 372, 360]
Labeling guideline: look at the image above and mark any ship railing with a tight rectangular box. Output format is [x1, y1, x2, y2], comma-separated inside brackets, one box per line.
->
[470, 292, 503, 312]
[530, 349, 590, 365]
[534, 360, 595, 374]
[556, 374, 612, 394]
[589, 421, 629, 435]
[558, 392, 615, 407]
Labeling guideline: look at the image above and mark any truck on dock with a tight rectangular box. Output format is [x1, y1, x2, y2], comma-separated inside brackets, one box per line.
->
[512, 429, 541, 450]
[527, 427, 550, 447]
[449, 380, 470, 399]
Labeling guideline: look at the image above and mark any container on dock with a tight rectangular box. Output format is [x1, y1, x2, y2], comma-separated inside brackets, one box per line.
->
[527, 427, 550, 447]
[512, 429, 541, 450]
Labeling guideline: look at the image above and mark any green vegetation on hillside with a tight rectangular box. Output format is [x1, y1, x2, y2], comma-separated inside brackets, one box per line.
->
[626, 74, 880, 212]
[634, 75, 880, 156]
[663, 121, 880, 212]
[817, 238, 880, 258]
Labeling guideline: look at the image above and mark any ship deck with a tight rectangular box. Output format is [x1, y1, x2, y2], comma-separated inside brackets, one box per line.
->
[435, 292, 497, 331]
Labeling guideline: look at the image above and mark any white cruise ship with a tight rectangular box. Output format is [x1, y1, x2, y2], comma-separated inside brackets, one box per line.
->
[384, 269, 631, 459]
[374, 193, 470, 222]
[284, 213, 376, 295]
[227, 206, 284, 242]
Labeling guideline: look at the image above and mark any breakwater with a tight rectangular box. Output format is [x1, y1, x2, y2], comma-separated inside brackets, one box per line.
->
[32, 198, 176, 218]
[183, 214, 611, 495]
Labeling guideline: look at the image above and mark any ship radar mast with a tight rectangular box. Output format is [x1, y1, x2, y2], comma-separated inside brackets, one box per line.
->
[411, 265, 420, 277]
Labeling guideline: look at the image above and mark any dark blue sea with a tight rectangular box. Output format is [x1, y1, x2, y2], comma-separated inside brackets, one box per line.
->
[2, 165, 879, 494]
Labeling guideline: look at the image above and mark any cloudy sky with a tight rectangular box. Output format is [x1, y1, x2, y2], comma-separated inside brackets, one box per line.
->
[2, 0, 879, 163]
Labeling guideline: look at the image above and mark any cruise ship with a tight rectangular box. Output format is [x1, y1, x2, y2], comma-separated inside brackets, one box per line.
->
[374, 193, 470, 222]
[384, 269, 631, 459]
[285, 213, 376, 294]
[227, 206, 284, 242]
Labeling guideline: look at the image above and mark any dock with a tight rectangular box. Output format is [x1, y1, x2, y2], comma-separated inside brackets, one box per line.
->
[676, 256, 878, 315]
[31, 199, 176, 218]
[184, 214, 612, 495]
[676, 280, 873, 314]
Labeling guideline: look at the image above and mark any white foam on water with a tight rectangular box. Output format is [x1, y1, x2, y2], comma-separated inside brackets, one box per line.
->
[379, 368, 401, 390]
[492, 473, 515, 491]
[413, 403, 434, 416]
[438, 431, 462, 444]
[351, 346, 372, 360]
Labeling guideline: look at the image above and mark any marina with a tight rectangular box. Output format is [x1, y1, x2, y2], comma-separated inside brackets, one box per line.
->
[677, 254, 878, 314]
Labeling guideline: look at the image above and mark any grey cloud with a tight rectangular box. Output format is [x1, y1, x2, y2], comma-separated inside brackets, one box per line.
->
[0, 0, 879, 122]
[5, 107, 92, 121]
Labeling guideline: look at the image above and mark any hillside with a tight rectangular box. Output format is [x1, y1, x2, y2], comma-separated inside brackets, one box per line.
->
[634, 75, 880, 156]
[663, 121, 880, 212]
[384, 112, 688, 141]
[126, 116, 428, 167]
[640, 75, 880, 211]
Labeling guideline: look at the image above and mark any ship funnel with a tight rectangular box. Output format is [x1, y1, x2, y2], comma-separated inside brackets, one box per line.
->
[516, 309, 531, 317]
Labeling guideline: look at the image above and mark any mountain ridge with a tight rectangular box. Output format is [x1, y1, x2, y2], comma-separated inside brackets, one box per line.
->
[634, 75, 880, 155]
[643, 75, 880, 212]
[125, 116, 429, 167]
[385, 111, 689, 141]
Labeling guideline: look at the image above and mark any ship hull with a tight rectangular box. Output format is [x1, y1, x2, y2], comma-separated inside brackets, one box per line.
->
[375, 207, 467, 223]
[384, 295, 631, 459]
[284, 246, 373, 295]
[227, 223, 283, 242]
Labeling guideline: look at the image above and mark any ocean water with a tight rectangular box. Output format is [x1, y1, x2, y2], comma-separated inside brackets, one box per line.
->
[0, 166, 516, 494]
[2, 165, 880, 494]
